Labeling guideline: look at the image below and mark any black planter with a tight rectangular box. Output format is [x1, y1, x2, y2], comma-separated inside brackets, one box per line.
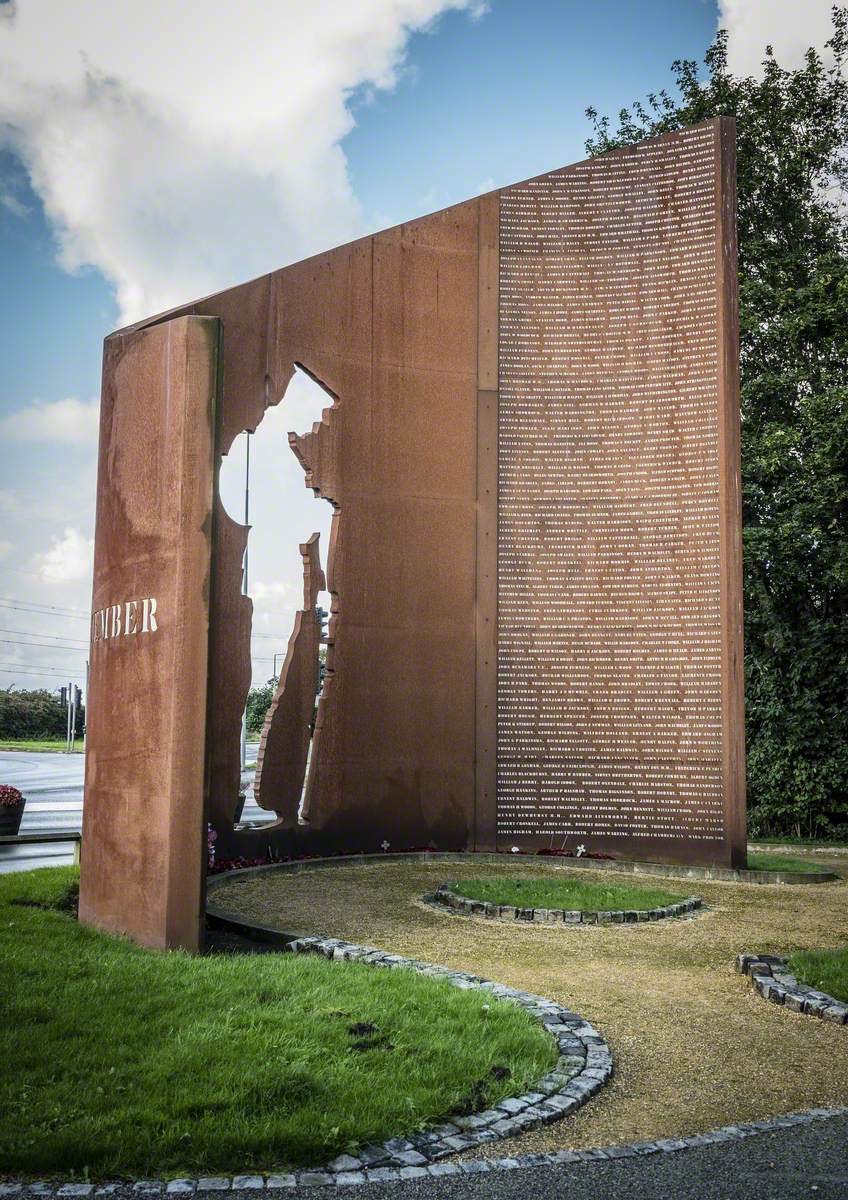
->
[0, 799, 25, 836]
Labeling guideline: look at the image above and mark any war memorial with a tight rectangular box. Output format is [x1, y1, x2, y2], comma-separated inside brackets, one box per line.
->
[78, 117, 745, 953]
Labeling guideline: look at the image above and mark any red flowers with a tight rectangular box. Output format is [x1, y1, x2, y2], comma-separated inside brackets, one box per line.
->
[0, 785, 23, 808]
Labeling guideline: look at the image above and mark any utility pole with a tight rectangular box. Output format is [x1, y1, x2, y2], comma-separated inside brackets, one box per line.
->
[66, 679, 73, 754]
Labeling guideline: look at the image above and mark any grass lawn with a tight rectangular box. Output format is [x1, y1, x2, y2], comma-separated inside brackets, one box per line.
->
[746, 852, 827, 874]
[790, 947, 848, 1004]
[0, 739, 83, 753]
[749, 836, 848, 849]
[1, 868, 555, 1178]
[451, 876, 684, 912]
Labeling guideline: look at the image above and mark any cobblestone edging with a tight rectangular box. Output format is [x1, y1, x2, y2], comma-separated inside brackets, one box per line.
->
[205, 850, 839, 888]
[3, 1108, 847, 1194]
[424, 882, 703, 926]
[737, 954, 848, 1024]
[2, 935, 612, 1194]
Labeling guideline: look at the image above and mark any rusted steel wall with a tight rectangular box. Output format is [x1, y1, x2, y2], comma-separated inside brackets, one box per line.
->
[496, 119, 745, 865]
[253, 534, 324, 824]
[82, 119, 744, 950]
[79, 316, 217, 950]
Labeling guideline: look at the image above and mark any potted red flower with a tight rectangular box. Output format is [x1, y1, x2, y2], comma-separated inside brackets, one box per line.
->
[0, 785, 25, 836]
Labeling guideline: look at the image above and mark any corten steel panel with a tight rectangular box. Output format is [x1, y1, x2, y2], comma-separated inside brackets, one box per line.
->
[254, 534, 324, 822]
[136, 205, 483, 856]
[79, 316, 218, 950]
[104, 118, 744, 880]
[475, 192, 499, 851]
[496, 118, 745, 866]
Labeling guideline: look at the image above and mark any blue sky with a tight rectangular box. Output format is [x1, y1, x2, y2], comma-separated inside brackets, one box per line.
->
[0, 0, 826, 693]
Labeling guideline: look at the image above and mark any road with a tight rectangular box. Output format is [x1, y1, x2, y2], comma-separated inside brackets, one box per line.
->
[0, 747, 274, 873]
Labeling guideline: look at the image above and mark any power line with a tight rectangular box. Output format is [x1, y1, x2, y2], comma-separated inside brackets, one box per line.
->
[0, 598, 90, 620]
[0, 595, 89, 614]
[0, 627, 90, 647]
[0, 640, 87, 657]
[0, 562, 69, 584]
[0, 661, 85, 679]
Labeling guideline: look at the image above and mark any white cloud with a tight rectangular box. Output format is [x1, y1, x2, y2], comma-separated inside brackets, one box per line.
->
[0, 396, 100, 445]
[252, 580, 296, 606]
[218, 367, 335, 678]
[0, 184, 28, 218]
[33, 527, 94, 584]
[0, 540, 11, 561]
[719, 1, 842, 76]
[0, 0, 484, 325]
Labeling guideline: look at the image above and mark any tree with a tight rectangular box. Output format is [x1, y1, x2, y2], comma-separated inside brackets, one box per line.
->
[0, 687, 83, 740]
[245, 680, 277, 738]
[585, 9, 848, 837]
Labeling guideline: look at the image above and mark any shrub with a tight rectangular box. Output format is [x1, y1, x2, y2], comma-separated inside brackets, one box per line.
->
[0, 688, 84, 740]
[245, 681, 276, 736]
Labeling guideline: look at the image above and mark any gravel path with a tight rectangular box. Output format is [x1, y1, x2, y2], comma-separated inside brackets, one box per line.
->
[211, 855, 848, 1154]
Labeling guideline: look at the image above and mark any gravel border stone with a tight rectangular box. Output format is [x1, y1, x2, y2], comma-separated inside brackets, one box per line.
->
[423, 882, 704, 925]
[205, 850, 839, 889]
[3, 931, 611, 1193]
[737, 954, 848, 1024]
[5, 1109, 848, 1193]
[278, 933, 613, 1165]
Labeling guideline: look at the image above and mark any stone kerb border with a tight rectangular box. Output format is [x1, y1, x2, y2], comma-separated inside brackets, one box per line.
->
[737, 954, 848, 1025]
[425, 882, 703, 925]
[276, 934, 612, 1174]
[206, 849, 839, 887]
[6, 1111, 848, 1194]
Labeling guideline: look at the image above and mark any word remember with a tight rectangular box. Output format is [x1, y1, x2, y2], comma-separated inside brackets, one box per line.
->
[93, 597, 158, 642]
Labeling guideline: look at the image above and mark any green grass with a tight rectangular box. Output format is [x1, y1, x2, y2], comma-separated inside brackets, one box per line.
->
[0, 738, 83, 753]
[749, 836, 848, 849]
[0, 868, 555, 1178]
[452, 876, 684, 911]
[746, 853, 826, 874]
[790, 947, 848, 1004]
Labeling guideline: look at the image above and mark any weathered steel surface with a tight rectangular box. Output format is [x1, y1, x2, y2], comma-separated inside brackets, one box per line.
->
[87, 118, 744, 934]
[475, 191, 500, 852]
[253, 534, 324, 823]
[496, 118, 745, 865]
[80, 316, 218, 950]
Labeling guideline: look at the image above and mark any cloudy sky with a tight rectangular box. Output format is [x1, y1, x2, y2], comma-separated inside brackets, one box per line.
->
[0, 0, 840, 694]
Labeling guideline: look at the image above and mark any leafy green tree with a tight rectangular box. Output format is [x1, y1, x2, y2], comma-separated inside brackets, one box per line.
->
[585, 9, 848, 837]
[245, 680, 277, 737]
[0, 688, 82, 740]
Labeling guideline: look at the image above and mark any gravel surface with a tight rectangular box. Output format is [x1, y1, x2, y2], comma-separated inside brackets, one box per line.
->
[211, 854, 848, 1156]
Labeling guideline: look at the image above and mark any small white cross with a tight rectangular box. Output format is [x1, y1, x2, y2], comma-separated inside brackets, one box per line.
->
[381, 839, 390, 852]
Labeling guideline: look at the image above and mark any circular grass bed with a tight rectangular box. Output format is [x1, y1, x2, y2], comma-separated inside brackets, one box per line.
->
[450, 875, 686, 913]
[209, 857, 848, 1153]
[0, 867, 556, 1178]
[746, 852, 832, 874]
[790, 946, 848, 1005]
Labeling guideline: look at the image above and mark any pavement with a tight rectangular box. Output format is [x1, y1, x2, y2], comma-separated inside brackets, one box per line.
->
[0, 747, 274, 873]
[370, 1118, 848, 1200]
